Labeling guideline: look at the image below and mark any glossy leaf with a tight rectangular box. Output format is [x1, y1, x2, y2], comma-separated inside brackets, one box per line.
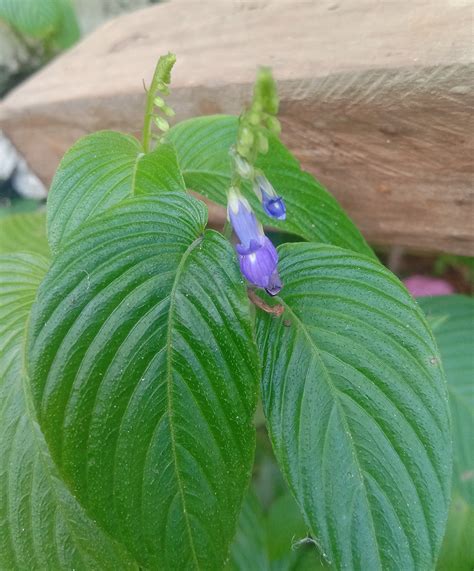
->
[50, 0, 80, 50]
[47, 132, 185, 253]
[166, 115, 374, 258]
[0, 253, 136, 570]
[419, 295, 474, 504]
[0, 0, 60, 38]
[28, 193, 259, 569]
[257, 243, 452, 570]
[418, 295, 474, 571]
[0, 210, 50, 258]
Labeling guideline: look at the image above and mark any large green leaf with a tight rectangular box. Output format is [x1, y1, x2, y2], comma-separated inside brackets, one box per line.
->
[28, 193, 259, 569]
[418, 295, 474, 571]
[49, 0, 80, 50]
[419, 295, 474, 504]
[47, 132, 185, 253]
[257, 243, 451, 570]
[0, 210, 50, 258]
[166, 115, 374, 258]
[0, 0, 60, 38]
[0, 253, 136, 570]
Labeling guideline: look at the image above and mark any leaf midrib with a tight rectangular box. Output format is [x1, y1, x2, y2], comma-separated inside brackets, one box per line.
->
[165, 234, 204, 570]
[276, 300, 383, 570]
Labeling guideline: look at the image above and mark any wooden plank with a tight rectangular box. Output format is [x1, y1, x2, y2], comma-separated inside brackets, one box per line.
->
[0, 0, 472, 254]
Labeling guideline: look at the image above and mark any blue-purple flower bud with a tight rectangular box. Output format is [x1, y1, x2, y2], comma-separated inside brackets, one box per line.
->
[254, 174, 286, 220]
[227, 188, 282, 295]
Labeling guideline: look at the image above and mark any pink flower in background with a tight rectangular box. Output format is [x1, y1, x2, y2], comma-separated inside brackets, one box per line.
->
[403, 275, 454, 298]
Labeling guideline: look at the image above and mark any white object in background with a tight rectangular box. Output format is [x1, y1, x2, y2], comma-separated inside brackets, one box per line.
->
[12, 157, 47, 199]
[0, 130, 18, 180]
[0, 130, 47, 198]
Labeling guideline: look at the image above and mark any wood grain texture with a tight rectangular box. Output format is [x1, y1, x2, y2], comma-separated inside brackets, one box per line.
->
[0, 0, 472, 254]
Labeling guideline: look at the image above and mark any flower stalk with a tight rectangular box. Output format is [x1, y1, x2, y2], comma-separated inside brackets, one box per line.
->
[142, 52, 176, 153]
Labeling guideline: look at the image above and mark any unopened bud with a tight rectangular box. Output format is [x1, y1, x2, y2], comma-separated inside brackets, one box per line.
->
[266, 116, 281, 135]
[257, 132, 269, 154]
[154, 116, 170, 131]
[162, 105, 175, 117]
[248, 111, 261, 126]
[231, 148, 254, 179]
[240, 127, 254, 148]
[156, 81, 170, 96]
[154, 96, 165, 108]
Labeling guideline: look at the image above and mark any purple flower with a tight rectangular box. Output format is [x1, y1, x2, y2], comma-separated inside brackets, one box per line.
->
[227, 188, 282, 295]
[403, 275, 454, 298]
[254, 174, 286, 220]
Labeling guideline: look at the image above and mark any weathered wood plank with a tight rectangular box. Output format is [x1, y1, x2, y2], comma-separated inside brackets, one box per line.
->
[0, 0, 472, 254]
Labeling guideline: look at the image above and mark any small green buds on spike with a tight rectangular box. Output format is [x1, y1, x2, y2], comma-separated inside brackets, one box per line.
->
[162, 105, 176, 117]
[249, 112, 260, 126]
[156, 52, 176, 85]
[156, 81, 170, 96]
[142, 52, 177, 152]
[257, 132, 269, 154]
[154, 96, 165, 108]
[154, 116, 170, 132]
[253, 67, 279, 116]
[240, 127, 254, 147]
[230, 66, 286, 228]
[236, 66, 280, 162]
[230, 147, 254, 180]
[154, 95, 175, 118]
[266, 116, 281, 136]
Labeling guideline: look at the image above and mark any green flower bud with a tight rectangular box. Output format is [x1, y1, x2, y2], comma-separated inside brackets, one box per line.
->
[237, 142, 251, 158]
[156, 81, 170, 96]
[240, 127, 254, 148]
[154, 116, 170, 131]
[257, 132, 269, 154]
[248, 111, 261, 126]
[231, 149, 254, 179]
[154, 96, 165, 108]
[162, 105, 176, 117]
[266, 116, 281, 135]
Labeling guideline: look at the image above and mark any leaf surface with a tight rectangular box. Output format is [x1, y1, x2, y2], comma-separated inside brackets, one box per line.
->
[418, 295, 474, 571]
[0, 253, 136, 570]
[419, 295, 474, 504]
[0, 0, 60, 38]
[47, 132, 185, 253]
[0, 210, 49, 258]
[257, 243, 452, 570]
[28, 193, 259, 569]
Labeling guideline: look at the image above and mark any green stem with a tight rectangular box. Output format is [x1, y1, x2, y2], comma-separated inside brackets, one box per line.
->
[223, 219, 232, 240]
[141, 60, 162, 153]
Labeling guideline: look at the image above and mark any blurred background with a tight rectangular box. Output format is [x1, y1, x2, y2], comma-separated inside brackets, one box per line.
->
[0, 0, 161, 209]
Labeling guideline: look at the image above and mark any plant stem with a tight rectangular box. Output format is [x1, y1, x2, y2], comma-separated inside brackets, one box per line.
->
[223, 219, 233, 240]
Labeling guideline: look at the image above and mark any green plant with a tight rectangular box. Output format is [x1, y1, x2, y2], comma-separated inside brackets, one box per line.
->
[0, 0, 79, 53]
[0, 54, 455, 570]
